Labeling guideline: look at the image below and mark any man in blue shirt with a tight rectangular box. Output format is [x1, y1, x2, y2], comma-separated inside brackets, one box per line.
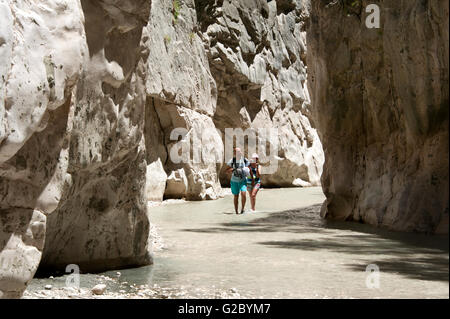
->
[226, 148, 249, 214]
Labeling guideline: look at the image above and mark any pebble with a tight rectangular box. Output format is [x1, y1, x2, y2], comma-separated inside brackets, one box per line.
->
[44, 285, 52, 290]
[91, 284, 107, 295]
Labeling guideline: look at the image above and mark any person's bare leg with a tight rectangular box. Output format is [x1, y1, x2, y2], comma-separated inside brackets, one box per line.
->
[248, 189, 254, 211]
[234, 195, 239, 214]
[252, 187, 259, 211]
[240, 191, 246, 213]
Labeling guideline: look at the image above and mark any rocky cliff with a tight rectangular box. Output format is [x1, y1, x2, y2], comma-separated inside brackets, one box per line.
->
[197, 0, 323, 188]
[0, 0, 322, 297]
[0, 0, 153, 297]
[307, 0, 449, 233]
[142, 0, 324, 201]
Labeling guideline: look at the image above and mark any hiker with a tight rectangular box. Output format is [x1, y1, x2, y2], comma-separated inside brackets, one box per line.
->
[247, 153, 261, 212]
[226, 148, 249, 214]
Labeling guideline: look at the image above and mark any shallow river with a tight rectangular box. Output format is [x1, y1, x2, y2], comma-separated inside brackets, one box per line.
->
[27, 187, 449, 298]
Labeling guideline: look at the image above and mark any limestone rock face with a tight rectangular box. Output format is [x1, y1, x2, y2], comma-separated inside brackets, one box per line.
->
[0, 0, 152, 297]
[307, 0, 449, 232]
[197, 0, 324, 187]
[142, 0, 223, 200]
[142, 0, 322, 199]
[39, 0, 153, 271]
[0, 0, 86, 298]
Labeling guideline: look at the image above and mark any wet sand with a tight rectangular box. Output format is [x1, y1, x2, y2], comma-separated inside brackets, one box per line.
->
[25, 187, 449, 299]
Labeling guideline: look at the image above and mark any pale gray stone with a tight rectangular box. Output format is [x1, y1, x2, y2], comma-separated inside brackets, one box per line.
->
[307, 0, 449, 232]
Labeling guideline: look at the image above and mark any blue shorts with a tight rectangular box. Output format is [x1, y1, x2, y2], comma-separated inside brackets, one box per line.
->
[230, 180, 247, 195]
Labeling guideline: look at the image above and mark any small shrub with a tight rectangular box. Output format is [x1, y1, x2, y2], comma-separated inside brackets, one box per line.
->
[164, 35, 171, 44]
[173, 0, 180, 23]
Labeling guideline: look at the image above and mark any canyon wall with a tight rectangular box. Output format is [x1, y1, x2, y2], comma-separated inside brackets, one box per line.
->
[307, 0, 449, 233]
[143, 0, 324, 201]
[0, 0, 322, 297]
[196, 0, 324, 188]
[0, 0, 152, 297]
[143, 0, 223, 201]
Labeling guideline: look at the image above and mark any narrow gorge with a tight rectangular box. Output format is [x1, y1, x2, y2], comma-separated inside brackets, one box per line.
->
[0, 0, 448, 298]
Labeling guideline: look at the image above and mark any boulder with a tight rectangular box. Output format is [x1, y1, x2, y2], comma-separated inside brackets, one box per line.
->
[91, 284, 107, 295]
[146, 159, 167, 202]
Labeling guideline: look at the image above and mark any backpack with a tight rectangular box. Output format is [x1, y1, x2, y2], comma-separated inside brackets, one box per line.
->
[232, 157, 248, 179]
